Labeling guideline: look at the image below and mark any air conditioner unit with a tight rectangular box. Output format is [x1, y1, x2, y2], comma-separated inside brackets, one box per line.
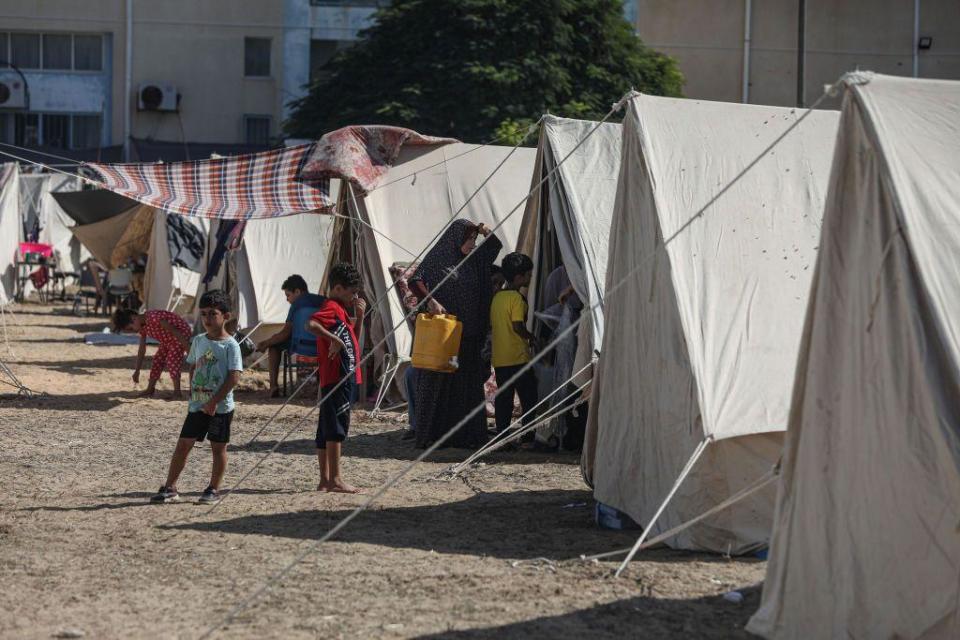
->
[0, 75, 27, 110]
[137, 82, 178, 112]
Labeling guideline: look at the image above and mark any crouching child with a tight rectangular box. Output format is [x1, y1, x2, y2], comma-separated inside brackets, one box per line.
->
[306, 263, 365, 494]
[150, 290, 243, 504]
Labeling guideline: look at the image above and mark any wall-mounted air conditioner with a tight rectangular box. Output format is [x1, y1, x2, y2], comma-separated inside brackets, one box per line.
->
[0, 75, 27, 110]
[137, 82, 179, 112]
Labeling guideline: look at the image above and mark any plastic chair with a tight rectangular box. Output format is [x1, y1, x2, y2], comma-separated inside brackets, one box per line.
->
[281, 301, 323, 395]
[73, 262, 105, 315]
[106, 268, 136, 313]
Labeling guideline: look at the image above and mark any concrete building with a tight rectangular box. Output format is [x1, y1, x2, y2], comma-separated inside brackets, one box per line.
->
[0, 0, 386, 159]
[632, 0, 960, 107]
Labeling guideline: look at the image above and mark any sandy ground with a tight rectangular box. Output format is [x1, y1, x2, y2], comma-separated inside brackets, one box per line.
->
[0, 303, 766, 639]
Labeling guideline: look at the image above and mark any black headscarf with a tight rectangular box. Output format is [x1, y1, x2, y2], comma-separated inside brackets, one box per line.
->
[411, 219, 502, 338]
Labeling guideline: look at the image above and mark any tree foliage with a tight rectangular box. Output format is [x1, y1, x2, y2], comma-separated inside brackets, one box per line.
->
[286, 0, 684, 142]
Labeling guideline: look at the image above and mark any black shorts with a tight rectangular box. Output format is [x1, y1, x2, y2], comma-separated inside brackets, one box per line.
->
[181, 410, 234, 443]
[316, 382, 354, 449]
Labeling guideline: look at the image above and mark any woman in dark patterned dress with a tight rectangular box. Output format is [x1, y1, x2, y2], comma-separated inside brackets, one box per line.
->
[409, 219, 502, 449]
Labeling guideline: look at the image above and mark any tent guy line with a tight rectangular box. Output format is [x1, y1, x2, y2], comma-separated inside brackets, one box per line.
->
[235, 120, 543, 452]
[197, 80, 839, 637]
[444, 362, 594, 477]
[200, 102, 622, 525]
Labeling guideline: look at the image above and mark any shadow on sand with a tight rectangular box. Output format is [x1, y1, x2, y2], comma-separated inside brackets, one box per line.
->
[165, 488, 724, 563]
[235, 429, 581, 467]
[414, 586, 763, 639]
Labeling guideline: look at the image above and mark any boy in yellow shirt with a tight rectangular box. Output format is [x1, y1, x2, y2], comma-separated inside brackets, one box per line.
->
[489, 252, 540, 438]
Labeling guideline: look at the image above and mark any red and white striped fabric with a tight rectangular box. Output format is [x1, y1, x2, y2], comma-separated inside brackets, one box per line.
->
[87, 143, 333, 220]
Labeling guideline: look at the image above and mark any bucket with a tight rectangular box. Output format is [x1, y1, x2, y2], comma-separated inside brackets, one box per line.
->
[412, 313, 463, 373]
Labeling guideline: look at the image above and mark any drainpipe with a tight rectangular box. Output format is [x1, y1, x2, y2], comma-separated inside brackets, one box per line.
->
[913, 0, 921, 78]
[123, 0, 133, 161]
[742, 0, 752, 103]
[797, 0, 806, 107]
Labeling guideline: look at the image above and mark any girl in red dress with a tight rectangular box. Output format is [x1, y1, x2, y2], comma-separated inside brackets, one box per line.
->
[113, 308, 192, 399]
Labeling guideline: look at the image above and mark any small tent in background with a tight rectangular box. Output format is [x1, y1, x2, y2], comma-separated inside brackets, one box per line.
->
[583, 93, 839, 554]
[0, 163, 20, 303]
[19, 173, 90, 275]
[516, 116, 621, 447]
[748, 74, 960, 639]
[328, 142, 535, 400]
[58, 189, 207, 313]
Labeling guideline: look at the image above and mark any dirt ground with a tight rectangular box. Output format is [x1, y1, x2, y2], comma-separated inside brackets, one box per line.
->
[0, 303, 766, 639]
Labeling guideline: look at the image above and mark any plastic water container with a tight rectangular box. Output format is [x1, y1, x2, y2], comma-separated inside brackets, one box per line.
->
[412, 313, 462, 373]
[595, 502, 641, 531]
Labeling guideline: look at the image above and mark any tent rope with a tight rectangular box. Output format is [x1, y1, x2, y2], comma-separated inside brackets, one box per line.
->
[581, 465, 779, 562]
[196, 81, 844, 636]
[444, 380, 590, 479]
[444, 361, 593, 477]
[614, 436, 712, 577]
[209, 104, 623, 519]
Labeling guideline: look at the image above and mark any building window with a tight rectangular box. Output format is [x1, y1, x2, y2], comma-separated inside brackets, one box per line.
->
[0, 112, 101, 149]
[72, 115, 102, 149]
[42, 114, 70, 148]
[11, 33, 40, 69]
[310, 40, 349, 83]
[244, 115, 271, 145]
[1, 32, 103, 72]
[43, 34, 72, 70]
[14, 113, 39, 146]
[74, 35, 103, 71]
[244, 38, 271, 77]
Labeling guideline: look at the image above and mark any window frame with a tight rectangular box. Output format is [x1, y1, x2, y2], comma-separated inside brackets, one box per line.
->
[243, 114, 272, 146]
[243, 37, 272, 78]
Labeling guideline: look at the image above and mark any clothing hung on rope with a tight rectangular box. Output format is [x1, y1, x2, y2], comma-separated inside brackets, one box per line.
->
[166, 214, 207, 271]
[202, 220, 245, 285]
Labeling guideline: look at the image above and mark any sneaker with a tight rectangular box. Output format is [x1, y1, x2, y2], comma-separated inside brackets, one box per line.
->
[198, 487, 221, 504]
[150, 486, 179, 503]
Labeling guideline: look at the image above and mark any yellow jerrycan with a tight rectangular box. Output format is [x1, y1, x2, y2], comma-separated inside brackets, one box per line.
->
[412, 313, 463, 373]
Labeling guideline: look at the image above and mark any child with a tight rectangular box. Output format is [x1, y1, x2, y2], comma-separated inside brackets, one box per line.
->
[489, 252, 539, 439]
[150, 290, 243, 504]
[113, 308, 192, 399]
[306, 263, 365, 493]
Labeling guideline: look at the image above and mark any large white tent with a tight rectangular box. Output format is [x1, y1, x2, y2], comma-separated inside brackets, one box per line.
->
[328, 142, 536, 392]
[0, 163, 20, 304]
[517, 115, 621, 367]
[583, 93, 839, 554]
[748, 74, 960, 639]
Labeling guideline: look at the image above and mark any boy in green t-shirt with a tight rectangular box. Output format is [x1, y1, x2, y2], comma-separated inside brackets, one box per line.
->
[150, 290, 243, 505]
[489, 252, 540, 437]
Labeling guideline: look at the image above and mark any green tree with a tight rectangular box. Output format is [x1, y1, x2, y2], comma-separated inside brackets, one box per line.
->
[286, 0, 683, 142]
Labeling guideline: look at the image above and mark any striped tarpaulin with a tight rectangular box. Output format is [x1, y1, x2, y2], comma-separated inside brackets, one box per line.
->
[87, 143, 333, 220]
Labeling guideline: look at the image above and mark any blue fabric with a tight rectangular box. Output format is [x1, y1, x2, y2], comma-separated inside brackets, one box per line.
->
[186, 334, 243, 413]
[287, 293, 326, 357]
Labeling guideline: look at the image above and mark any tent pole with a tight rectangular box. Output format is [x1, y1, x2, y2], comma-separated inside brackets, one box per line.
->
[584, 465, 778, 562]
[615, 436, 712, 577]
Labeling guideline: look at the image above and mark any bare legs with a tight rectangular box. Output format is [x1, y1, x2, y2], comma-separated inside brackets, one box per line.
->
[162, 437, 226, 491]
[315, 442, 360, 493]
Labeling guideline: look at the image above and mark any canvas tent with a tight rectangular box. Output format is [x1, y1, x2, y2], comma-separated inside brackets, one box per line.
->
[748, 74, 960, 639]
[0, 163, 20, 304]
[19, 173, 90, 274]
[62, 190, 208, 311]
[197, 211, 335, 340]
[582, 93, 839, 554]
[327, 142, 536, 395]
[515, 116, 621, 444]
[518, 115, 621, 358]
